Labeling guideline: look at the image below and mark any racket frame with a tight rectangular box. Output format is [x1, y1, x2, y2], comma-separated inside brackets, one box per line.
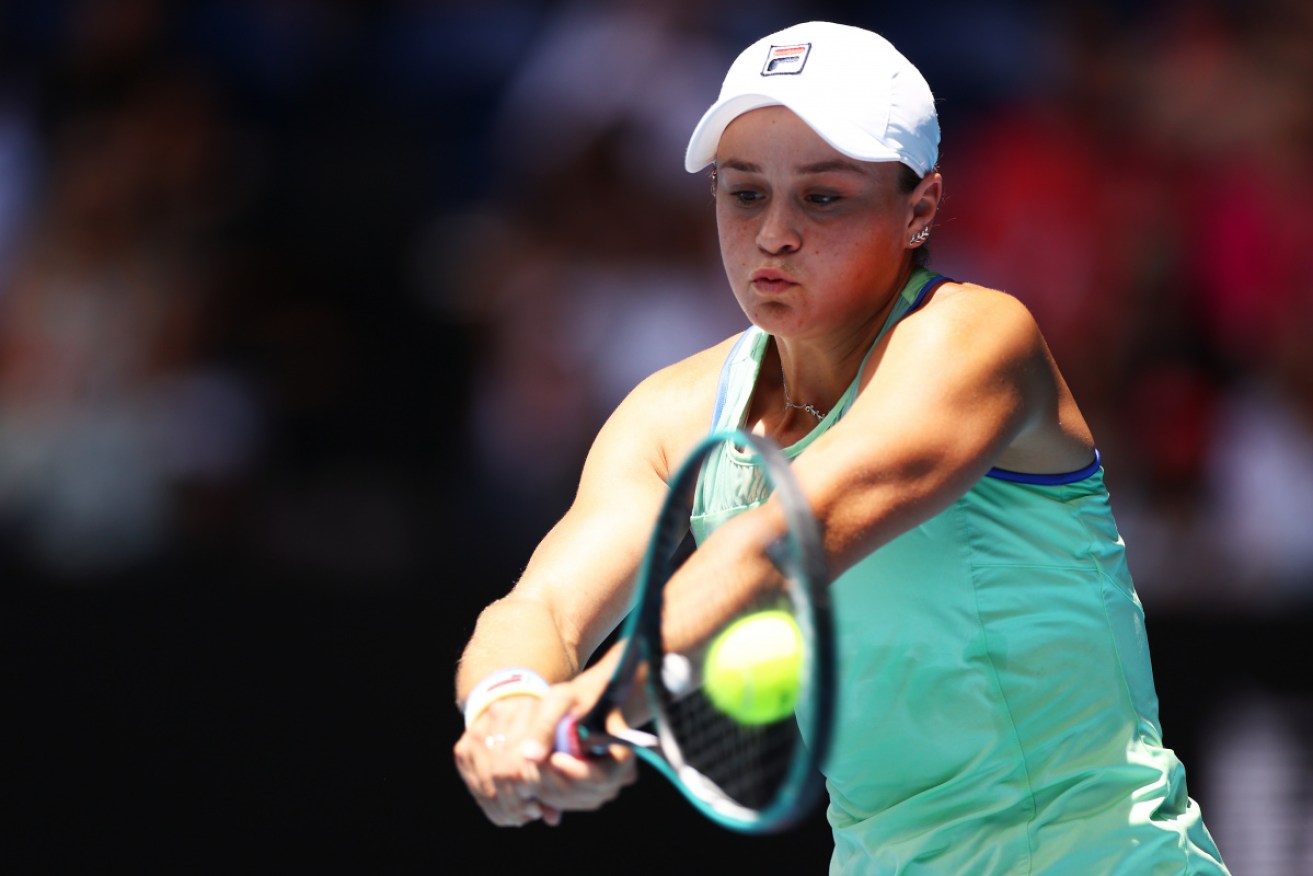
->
[557, 428, 834, 833]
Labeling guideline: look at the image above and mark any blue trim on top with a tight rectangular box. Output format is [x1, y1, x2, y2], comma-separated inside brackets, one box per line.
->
[910, 274, 953, 312]
[986, 450, 1102, 485]
[711, 330, 752, 429]
[915, 273, 1100, 487]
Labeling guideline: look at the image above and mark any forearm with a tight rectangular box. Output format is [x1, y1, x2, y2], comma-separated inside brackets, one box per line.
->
[454, 594, 580, 709]
[452, 592, 638, 830]
[660, 503, 791, 654]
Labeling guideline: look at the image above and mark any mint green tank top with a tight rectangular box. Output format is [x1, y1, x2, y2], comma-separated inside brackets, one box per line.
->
[690, 269, 1229, 874]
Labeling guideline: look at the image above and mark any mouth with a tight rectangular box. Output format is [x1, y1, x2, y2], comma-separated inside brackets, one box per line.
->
[750, 268, 797, 293]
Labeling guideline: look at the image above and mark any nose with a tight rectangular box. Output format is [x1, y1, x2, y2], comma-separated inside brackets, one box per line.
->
[756, 201, 801, 255]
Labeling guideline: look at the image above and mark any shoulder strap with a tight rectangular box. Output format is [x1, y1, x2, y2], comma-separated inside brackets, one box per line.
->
[711, 329, 754, 429]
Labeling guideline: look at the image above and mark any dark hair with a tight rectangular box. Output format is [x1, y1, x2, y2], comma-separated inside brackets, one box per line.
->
[898, 163, 931, 268]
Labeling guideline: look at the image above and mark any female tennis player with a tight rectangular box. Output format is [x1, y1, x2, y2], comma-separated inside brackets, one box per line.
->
[453, 21, 1230, 874]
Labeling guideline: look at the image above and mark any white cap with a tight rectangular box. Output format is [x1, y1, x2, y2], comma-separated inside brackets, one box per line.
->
[684, 21, 939, 176]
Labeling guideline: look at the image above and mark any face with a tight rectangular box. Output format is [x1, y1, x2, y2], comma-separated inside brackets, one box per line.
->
[714, 106, 937, 341]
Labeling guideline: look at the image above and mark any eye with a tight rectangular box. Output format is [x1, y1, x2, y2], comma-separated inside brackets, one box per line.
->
[805, 192, 842, 207]
[729, 189, 764, 206]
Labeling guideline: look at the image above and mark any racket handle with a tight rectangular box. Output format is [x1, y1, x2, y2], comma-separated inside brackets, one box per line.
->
[554, 715, 583, 758]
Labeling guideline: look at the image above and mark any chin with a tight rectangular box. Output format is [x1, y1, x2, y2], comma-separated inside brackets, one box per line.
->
[743, 300, 802, 335]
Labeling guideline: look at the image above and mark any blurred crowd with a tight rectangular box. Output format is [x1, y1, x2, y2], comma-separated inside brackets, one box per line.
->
[932, 0, 1313, 613]
[0, 0, 1307, 692]
[7, 1, 1302, 609]
[4, 0, 1309, 611]
[2, 0, 1310, 871]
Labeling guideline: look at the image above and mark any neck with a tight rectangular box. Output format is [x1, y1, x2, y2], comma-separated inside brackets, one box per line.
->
[771, 344, 870, 433]
[773, 264, 925, 404]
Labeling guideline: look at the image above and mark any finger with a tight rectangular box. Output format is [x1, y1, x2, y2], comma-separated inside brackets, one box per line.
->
[548, 747, 637, 784]
[526, 685, 581, 754]
[454, 684, 602, 826]
[520, 738, 548, 763]
[456, 727, 548, 827]
[489, 730, 551, 825]
[533, 749, 637, 811]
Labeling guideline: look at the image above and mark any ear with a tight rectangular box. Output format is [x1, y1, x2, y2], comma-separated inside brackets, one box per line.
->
[910, 172, 943, 226]
[907, 171, 943, 245]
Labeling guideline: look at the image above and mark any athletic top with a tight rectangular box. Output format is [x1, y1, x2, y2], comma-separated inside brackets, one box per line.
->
[690, 268, 1229, 874]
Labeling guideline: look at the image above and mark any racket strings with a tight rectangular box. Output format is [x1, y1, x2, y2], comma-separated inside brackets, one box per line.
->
[622, 430, 832, 831]
[658, 684, 800, 809]
[653, 590, 809, 813]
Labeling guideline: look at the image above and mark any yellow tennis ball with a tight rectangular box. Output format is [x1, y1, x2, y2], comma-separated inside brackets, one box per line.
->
[703, 610, 803, 726]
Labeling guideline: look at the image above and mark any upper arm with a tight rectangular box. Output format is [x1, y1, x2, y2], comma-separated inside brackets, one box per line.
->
[794, 287, 1058, 570]
[505, 343, 728, 668]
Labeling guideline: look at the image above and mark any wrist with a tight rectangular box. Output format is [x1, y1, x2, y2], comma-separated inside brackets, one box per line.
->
[461, 667, 550, 728]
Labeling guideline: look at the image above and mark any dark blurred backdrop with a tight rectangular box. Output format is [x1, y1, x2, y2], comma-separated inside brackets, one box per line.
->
[3, 1, 1310, 873]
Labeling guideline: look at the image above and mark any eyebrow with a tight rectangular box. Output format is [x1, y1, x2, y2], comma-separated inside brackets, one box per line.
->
[797, 159, 867, 175]
[718, 158, 868, 176]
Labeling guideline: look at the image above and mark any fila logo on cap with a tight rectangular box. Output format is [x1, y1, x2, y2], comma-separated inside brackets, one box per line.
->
[761, 42, 810, 76]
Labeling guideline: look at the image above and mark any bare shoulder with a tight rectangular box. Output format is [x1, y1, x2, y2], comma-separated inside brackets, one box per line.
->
[924, 280, 1039, 328]
[596, 331, 746, 478]
[640, 332, 739, 396]
[899, 279, 1094, 469]
[893, 280, 1047, 363]
[627, 332, 740, 416]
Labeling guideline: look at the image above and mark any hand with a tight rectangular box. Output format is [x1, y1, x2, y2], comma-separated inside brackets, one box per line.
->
[453, 678, 637, 827]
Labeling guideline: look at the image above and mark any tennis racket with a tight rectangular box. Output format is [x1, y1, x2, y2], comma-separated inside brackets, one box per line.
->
[554, 428, 834, 833]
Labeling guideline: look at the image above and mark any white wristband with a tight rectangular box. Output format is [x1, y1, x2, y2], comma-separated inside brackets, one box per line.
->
[462, 667, 550, 728]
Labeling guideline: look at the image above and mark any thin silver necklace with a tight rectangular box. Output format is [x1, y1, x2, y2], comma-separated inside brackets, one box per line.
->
[781, 369, 827, 421]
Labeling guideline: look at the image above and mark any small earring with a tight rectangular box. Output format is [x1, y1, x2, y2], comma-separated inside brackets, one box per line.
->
[909, 227, 931, 246]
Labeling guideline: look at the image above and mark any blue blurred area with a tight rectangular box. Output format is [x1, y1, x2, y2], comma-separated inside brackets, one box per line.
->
[3, 1, 1310, 872]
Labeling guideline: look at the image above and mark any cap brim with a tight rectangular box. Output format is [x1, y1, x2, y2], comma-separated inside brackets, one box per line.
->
[684, 93, 781, 173]
[684, 93, 910, 174]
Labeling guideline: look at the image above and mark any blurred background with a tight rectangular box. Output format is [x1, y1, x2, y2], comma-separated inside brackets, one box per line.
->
[3, 0, 1310, 872]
